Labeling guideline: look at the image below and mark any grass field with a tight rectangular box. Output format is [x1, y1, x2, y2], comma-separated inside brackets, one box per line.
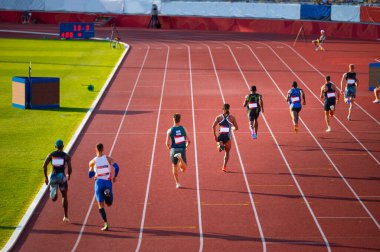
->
[0, 38, 124, 247]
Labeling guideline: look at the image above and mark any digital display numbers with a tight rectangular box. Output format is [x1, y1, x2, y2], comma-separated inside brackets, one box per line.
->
[59, 23, 95, 39]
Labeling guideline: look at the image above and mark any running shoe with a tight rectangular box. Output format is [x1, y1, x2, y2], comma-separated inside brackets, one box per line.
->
[251, 132, 257, 139]
[101, 223, 109, 231]
[329, 105, 335, 117]
[373, 99, 380, 103]
[174, 153, 182, 159]
[347, 115, 351, 121]
[346, 97, 351, 105]
[176, 183, 182, 189]
[222, 167, 227, 172]
[104, 189, 111, 197]
[50, 185, 57, 199]
[326, 126, 332, 132]
[63, 216, 70, 223]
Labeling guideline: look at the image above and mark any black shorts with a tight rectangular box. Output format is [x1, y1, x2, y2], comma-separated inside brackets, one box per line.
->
[217, 133, 230, 144]
[291, 107, 302, 113]
[170, 148, 187, 165]
[248, 109, 260, 121]
[324, 99, 336, 111]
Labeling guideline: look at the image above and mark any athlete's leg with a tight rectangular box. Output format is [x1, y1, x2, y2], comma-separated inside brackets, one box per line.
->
[172, 164, 180, 184]
[60, 185, 69, 220]
[289, 108, 295, 124]
[222, 140, 231, 171]
[98, 201, 109, 231]
[253, 119, 258, 135]
[177, 150, 187, 172]
[325, 111, 331, 131]
[348, 97, 355, 120]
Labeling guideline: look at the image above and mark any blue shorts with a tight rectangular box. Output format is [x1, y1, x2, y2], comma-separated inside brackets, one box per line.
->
[95, 179, 113, 204]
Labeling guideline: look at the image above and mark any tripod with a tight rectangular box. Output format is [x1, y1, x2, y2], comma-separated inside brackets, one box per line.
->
[109, 24, 121, 49]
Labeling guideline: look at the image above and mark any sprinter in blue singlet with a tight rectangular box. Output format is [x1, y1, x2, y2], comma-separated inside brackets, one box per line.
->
[286, 81, 306, 132]
[212, 104, 239, 172]
[166, 113, 191, 189]
[320, 76, 340, 132]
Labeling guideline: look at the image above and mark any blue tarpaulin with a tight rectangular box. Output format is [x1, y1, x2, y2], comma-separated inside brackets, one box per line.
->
[301, 4, 331, 21]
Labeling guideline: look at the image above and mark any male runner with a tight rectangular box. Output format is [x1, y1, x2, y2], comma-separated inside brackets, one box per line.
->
[320, 76, 340, 132]
[340, 64, 359, 120]
[286, 81, 306, 132]
[43, 139, 72, 222]
[166, 113, 191, 189]
[212, 104, 238, 172]
[312, 30, 326, 51]
[243, 85, 263, 139]
[88, 143, 120, 231]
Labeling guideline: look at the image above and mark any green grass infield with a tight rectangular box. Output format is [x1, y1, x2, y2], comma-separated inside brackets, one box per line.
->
[0, 38, 124, 247]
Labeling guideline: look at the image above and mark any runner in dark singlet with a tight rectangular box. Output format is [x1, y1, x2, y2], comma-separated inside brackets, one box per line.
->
[286, 81, 306, 132]
[243, 85, 263, 139]
[320, 76, 340, 132]
[166, 114, 191, 189]
[43, 139, 72, 222]
[340, 64, 359, 120]
[212, 104, 238, 172]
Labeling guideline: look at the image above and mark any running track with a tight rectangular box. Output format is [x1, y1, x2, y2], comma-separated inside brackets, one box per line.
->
[2, 25, 380, 251]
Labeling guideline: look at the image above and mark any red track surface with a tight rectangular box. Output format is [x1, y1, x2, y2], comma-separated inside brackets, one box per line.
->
[2, 25, 380, 251]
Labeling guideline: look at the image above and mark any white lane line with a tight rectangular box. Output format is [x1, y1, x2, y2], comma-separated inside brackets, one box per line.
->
[374, 59, 380, 62]
[242, 41, 380, 230]
[222, 41, 331, 252]
[135, 45, 170, 252]
[185, 43, 204, 252]
[317, 217, 371, 219]
[205, 43, 267, 252]
[71, 44, 151, 252]
[278, 41, 380, 126]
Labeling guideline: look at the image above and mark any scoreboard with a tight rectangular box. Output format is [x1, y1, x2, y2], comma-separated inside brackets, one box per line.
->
[59, 23, 95, 39]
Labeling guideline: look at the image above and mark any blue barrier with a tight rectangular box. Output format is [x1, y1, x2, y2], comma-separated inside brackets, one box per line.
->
[301, 4, 331, 21]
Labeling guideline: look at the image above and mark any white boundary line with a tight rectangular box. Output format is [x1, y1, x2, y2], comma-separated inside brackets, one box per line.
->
[184, 43, 204, 252]
[135, 44, 170, 252]
[204, 42, 267, 252]
[0, 30, 58, 36]
[1, 33, 130, 252]
[265, 41, 380, 166]
[71, 44, 150, 251]
[216, 41, 331, 251]
[279, 41, 380, 126]
[237, 41, 380, 230]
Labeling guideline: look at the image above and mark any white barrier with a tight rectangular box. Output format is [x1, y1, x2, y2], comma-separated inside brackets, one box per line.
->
[331, 5, 360, 22]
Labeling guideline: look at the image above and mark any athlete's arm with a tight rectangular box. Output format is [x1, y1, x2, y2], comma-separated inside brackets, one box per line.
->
[183, 126, 191, 148]
[334, 84, 340, 102]
[107, 156, 119, 182]
[42, 154, 52, 185]
[300, 89, 306, 105]
[165, 129, 171, 149]
[320, 85, 325, 99]
[340, 73, 346, 92]
[260, 95, 264, 113]
[66, 154, 72, 181]
[286, 91, 290, 103]
[88, 159, 95, 178]
[356, 77, 359, 87]
[243, 95, 248, 107]
[212, 116, 220, 142]
[231, 115, 239, 131]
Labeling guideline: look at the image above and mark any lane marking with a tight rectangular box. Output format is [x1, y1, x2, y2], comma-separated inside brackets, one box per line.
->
[200, 202, 250, 206]
[205, 43, 267, 252]
[185, 43, 204, 252]
[374, 58, 380, 62]
[251, 184, 294, 187]
[135, 44, 170, 252]
[71, 44, 150, 252]
[144, 226, 197, 229]
[223, 41, 331, 251]
[278, 41, 380, 126]
[245, 41, 380, 230]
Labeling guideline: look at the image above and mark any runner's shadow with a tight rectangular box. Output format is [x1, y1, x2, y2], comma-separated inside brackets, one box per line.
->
[38, 107, 89, 113]
[30, 228, 133, 238]
[94, 110, 152, 115]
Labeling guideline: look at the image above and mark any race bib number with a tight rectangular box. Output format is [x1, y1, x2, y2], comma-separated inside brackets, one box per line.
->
[174, 136, 185, 144]
[347, 79, 355, 85]
[220, 126, 230, 133]
[52, 157, 64, 166]
[248, 102, 258, 109]
[291, 96, 300, 103]
[327, 92, 335, 98]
